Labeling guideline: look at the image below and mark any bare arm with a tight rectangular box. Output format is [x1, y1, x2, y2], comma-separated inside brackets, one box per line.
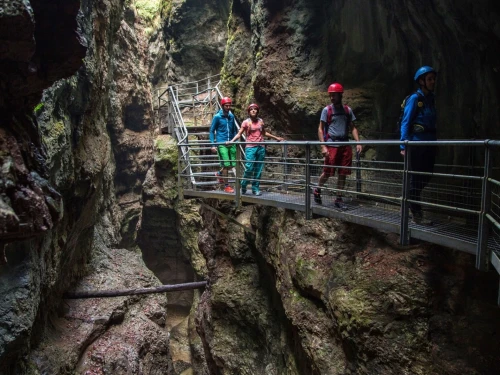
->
[228, 126, 245, 143]
[262, 127, 283, 141]
[350, 122, 362, 153]
[319, 121, 328, 156]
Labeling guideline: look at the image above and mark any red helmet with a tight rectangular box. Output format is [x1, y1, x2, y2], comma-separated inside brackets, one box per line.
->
[220, 97, 232, 105]
[328, 83, 344, 93]
[247, 103, 259, 113]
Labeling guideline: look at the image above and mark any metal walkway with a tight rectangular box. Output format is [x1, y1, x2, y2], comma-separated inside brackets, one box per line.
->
[156, 75, 500, 304]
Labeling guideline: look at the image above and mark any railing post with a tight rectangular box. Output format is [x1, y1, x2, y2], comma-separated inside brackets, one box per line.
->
[400, 143, 411, 245]
[177, 144, 184, 200]
[283, 143, 288, 193]
[355, 150, 361, 194]
[157, 89, 161, 132]
[305, 144, 311, 220]
[235, 145, 241, 208]
[476, 143, 492, 271]
[167, 97, 171, 134]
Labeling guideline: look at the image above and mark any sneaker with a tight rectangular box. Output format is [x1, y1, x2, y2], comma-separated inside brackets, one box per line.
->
[215, 171, 224, 183]
[224, 185, 234, 193]
[313, 188, 322, 204]
[252, 190, 262, 196]
[334, 197, 347, 210]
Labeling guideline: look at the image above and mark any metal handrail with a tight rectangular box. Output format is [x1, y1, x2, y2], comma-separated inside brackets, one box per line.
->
[156, 74, 221, 91]
[178, 137, 500, 273]
[168, 86, 196, 187]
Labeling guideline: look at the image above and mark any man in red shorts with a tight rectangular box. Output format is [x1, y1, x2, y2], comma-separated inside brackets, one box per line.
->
[314, 82, 362, 208]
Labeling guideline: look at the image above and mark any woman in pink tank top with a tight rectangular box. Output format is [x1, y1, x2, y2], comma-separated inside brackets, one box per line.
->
[227, 103, 284, 195]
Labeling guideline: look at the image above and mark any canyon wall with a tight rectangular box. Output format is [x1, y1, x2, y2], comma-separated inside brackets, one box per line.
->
[2, 0, 500, 374]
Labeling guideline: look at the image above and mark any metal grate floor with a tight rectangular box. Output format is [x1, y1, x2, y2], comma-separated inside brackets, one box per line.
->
[183, 188, 499, 256]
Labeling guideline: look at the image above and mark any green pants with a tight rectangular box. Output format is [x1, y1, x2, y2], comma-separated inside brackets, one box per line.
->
[217, 144, 236, 167]
[242, 146, 265, 192]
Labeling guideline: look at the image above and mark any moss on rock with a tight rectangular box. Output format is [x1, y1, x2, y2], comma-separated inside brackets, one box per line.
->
[154, 135, 178, 172]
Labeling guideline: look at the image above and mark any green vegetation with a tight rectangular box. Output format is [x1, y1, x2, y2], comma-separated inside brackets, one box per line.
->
[133, 0, 161, 22]
[127, 0, 174, 35]
[33, 102, 44, 114]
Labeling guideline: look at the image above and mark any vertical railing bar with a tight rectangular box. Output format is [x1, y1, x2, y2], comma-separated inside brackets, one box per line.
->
[400, 143, 410, 245]
[235, 146, 241, 208]
[177, 144, 183, 199]
[283, 143, 288, 193]
[476, 143, 492, 270]
[305, 144, 311, 220]
[498, 278, 500, 306]
[157, 89, 161, 133]
[356, 150, 361, 195]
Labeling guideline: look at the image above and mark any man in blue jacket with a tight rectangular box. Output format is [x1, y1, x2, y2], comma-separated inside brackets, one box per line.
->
[210, 97, 237, 193]
[400, 66, 437, 224]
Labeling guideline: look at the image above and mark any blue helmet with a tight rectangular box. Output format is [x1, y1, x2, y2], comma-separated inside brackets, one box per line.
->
[414, 66, 436, 83]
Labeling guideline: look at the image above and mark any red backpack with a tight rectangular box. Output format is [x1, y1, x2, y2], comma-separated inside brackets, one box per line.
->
[323, 104, 351, 141]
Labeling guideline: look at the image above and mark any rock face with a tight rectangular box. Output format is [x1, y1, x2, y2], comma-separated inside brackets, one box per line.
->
[1, 0, 229, 372]
[222, 0, 500, 145]
[0, 0, 87, 372]
[30, 247, 174, 374]
[0, 0, 161, 372]
[149, 0, 231, 85]
[196, 204, 500, 374]
[0, 0, 85, 243]
[2, 0, 500, 374]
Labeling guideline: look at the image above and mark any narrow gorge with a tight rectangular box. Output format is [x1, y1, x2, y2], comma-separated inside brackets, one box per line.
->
[1, 1, 500, 374]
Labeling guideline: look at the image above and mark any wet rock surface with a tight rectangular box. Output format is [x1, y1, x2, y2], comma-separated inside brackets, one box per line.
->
[223, 0, 500, 144]
[196, 204, 500, 374]
[2, 0, 500, 374]
[30, 247, 174, 374]
[149, 0, 230, 85]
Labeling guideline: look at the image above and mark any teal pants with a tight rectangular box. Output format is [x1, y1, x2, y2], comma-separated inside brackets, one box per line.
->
[242, 146, 266, 192]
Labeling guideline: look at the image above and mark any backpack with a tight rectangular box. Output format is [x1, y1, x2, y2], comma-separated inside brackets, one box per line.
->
[323, 104, 351, 141]
[396, 91, 424, 135]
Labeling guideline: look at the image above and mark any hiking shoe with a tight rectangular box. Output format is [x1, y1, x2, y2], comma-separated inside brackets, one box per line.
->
[224, 185, 234, 193]
[215, 171, 224, 183]
[334, 197, 347, 210]
[252, 190, 262, 196]
[313, 188, 322, 204]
